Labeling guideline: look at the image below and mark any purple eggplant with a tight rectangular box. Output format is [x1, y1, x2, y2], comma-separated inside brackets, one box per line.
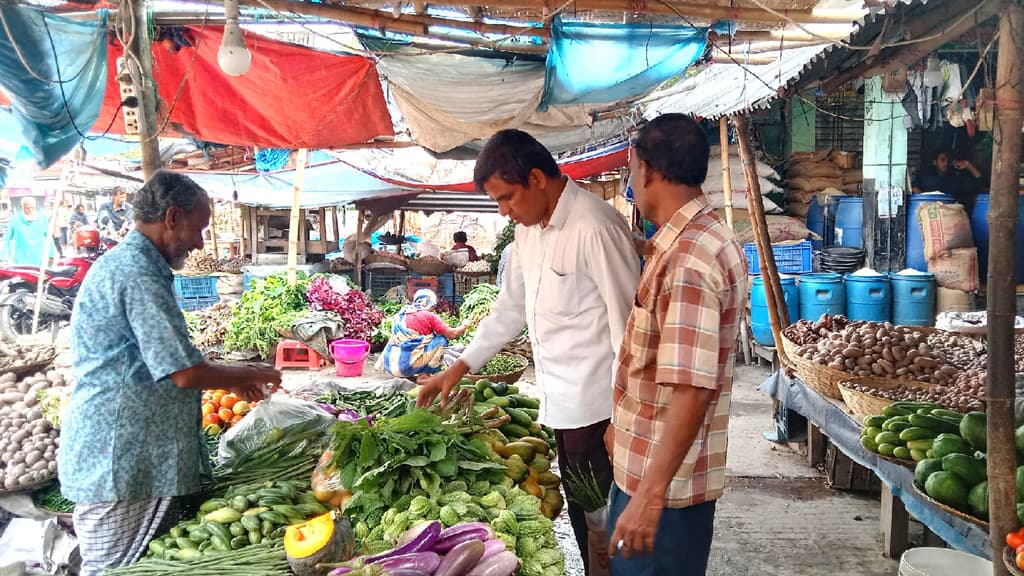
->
[434, 523, 494, 553]
[383, 570, 431, 576]
[328, 567, 354, 576]
[365, 521, 442, 563]
[372, 552, 441, 573]
[434, 539, 485, 576]
[317, 403, 342, 415]
[479, 539, 507, 562]
[466, 551, 520, 576]
[397, 520, 442, 549]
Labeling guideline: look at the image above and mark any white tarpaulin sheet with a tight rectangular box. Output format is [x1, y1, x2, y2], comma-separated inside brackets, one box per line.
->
[376, 53, 597, 153]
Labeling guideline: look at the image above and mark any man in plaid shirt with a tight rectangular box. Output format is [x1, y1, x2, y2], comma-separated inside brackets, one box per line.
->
[606, 114, 747, 575]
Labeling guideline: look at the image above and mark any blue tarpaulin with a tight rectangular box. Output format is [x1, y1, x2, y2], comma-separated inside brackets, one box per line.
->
[540, 18, 731, 109]
[182, 161, 402, 208]
[0, 5, 108, 169]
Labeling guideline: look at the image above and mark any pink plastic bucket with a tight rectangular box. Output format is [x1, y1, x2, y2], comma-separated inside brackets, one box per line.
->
[330, 339, 370, 377]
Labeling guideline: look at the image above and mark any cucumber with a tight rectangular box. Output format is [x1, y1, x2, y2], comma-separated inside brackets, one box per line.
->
[916, 407, 936, 416]
[258, 511, 289, 525]
[523, 408, 540, 421]
[930, 409, 965, 421]
[199, 498, 229, 513]
[899, 427, 938, 442]
[906, 438, 935, 451]
[886, 421, 913, 434]
[883, 417, 910, 431]
[248, 530, 262, 546]
[910, 448, 928, 462]
[230, 535, 249, 550]
[861, 436, 879, 453]
[878, 443, 896, 457]
[210, 534, 231, 552]
[176, 537, 197, 550]
[882, 405, 915, 417]
[908, 413, 960, 434]
[500, 423, 531, 439]
[188, 527, 211, 543]
[893, 446, 912, 460]
[177, 548, 203, 562]
[874, 431, 900, 446]
[169, 526, 184, 539]
[864, 415, 888, 429]
[204, 507, 242, 524]
[509, 395, 540, 410]
[862, 426, 883, 439]
[505, 407, 534, 428]
[148, 540, 166, 556]
[261, 520, 275, 537]
[228, 522, 246, 537]
[230, 495, 249, 513]
[490, 397, 511, 408]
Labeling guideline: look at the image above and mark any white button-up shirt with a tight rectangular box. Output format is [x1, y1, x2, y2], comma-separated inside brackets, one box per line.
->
[460, 180, 640, 429]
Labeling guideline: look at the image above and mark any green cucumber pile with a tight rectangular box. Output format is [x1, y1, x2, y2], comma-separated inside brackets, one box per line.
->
[860, 402, 964, 462]
[463, 378, 553, 446]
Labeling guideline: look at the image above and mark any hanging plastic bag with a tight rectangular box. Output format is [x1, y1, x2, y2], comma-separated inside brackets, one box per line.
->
[216, 395, 334, 469]
[585, 506, 611, 576]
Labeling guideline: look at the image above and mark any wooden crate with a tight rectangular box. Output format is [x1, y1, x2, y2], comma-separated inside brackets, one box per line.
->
[825, 442, 881, 493]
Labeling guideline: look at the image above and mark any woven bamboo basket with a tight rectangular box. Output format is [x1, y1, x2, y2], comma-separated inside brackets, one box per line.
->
[874, 452, 917, 470]
[1004, 547, 1024, 576]
[788, 352, 846, 400]
[838, 378, 899, 420]
[408, 258, 453, 276]
[365, 253, 409, 269]
[912, 483, 989, 529]
[779, 332, 800, 363]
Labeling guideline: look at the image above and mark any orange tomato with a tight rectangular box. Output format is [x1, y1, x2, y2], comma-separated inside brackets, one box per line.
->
[1016, 550, 1024, 571]
[220, 395, 238, 410]
[211, 392, 225, 405]
[202, 413, 221, 426]
[230, 413, 243, 425]
[1008, 531, 1024, 551]
[218, 408, 234, 422]
[233, 401, 251, 415]
[201, 403, 216, 417]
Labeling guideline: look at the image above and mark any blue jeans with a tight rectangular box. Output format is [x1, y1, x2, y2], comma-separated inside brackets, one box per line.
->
[607, 483, 717, 576]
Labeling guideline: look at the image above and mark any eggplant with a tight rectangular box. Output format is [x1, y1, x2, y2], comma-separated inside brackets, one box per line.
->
[328, 568, 354, 576]
[466, 551, 520, 576]
[434, 523, 494, 553]
[365, 521, 441, 563]
[397, 520, 442, 549]
[434, 539, 485, 576]
[383, 570, 430, 576]
[479, 539, 506, 562]
[373, 552, 441, 573]
[316, 403, 342, 415]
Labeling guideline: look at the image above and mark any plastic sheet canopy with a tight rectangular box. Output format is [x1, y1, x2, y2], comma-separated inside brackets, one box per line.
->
[0, 5, 109, 168]
[540, 17, 732, 109]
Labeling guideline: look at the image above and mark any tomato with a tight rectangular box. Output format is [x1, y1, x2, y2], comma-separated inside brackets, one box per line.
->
[220, 395, 238, 410]
[233, 401, 251, 415]
[1016, 550, 1024, 571]
[1008, 531, 1024, 551]
[202, 413, 221, 426]
[218, 408, 234, 422]
[201, 403, 216, 417]
[203, 423, 222, 436]
[230, 413, 243, 425]
[211, 392, 225, 405]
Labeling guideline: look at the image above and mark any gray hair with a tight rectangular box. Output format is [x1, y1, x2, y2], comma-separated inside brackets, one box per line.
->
[133, 171, 209, 224]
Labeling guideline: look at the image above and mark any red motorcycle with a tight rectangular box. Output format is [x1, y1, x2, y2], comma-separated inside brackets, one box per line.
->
[0, 227, 116, 340]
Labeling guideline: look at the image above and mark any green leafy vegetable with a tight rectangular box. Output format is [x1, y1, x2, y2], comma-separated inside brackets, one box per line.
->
[223, 273, 311, 357]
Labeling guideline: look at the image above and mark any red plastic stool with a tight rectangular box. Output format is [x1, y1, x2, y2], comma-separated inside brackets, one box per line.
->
[274, 340, 323, 371]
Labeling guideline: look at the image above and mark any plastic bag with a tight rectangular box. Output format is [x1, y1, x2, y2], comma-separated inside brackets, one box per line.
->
[216, 395, 334, 468]
[585, 506, 610, 576]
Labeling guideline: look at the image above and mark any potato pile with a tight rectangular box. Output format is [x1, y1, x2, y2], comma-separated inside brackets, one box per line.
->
[787, 319, 958, 385]
[0, 342, 56, 374]
[843, 373, 984, 413]
[0, 370, 63, 491]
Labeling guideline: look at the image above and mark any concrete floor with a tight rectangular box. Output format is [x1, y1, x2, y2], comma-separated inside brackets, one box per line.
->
[282, 359, 904, 575]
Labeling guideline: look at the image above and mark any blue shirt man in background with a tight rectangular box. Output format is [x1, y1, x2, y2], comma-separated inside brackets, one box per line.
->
[59, 171, 282, 576]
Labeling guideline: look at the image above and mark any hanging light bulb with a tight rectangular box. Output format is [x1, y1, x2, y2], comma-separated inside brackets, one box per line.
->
[218, 0, 251, 76]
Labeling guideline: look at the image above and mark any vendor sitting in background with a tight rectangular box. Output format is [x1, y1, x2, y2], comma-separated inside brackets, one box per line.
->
[378, 289, 468, 378]
[452, 231, 480, 261]
[912, 149, 984, 213]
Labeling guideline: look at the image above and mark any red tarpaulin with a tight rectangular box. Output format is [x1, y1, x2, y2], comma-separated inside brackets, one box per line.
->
[0, 26, 394, 148]
[340, 143, 630, 192]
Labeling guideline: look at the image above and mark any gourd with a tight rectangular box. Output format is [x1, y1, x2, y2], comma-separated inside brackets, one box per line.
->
[284, 511, 355, 576]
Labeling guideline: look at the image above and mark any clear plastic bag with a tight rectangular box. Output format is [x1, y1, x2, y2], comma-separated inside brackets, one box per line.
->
[585, 506, 611, 576]
[216, 395, 335, 468]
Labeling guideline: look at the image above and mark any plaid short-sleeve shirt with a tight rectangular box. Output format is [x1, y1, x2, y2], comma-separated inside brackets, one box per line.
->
[611, 195, 747, 508]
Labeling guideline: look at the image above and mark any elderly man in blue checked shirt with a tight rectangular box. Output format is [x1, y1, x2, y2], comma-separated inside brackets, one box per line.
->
[58, 171, 282, 576]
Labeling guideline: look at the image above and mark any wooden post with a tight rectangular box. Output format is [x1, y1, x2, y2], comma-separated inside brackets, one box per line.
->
[31, 192, 63, 338]
[209, 201, 219, 257]
[239, 204, 247, 259]
[719, 117, 734, 229]
[733, 115, 791, 362]
[880, 484, 909, 558]
[331, 206, 341, 244]
[399, 210, 406, 237]
[286, 149, 309, 286]
[126, 0, 162, 179]
[355, 209, 365, 288]
[987, 3, 1024, 571]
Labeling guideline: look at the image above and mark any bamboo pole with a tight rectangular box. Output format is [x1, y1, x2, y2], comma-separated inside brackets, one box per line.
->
[209, 201, 219, 258]
[719, 117, 734, 229]
[733, 115, 791, 363]
[355, 210, 365, 289]
[986, 3, 1024, 571]
[128, 0, 161, 179]
[31, 193, 63, 339]
[286, 149, 308, 286]
[239, 205, 248, 259]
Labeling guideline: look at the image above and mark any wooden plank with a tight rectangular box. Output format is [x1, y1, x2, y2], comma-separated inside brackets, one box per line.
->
[287, 149, 308, 285]
[331, 206, 341, 243]
[807, 421, 826, 467]
[880, 484, 909, 558]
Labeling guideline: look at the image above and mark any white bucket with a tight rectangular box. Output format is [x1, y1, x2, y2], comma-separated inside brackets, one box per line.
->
[899, 548, 992, 576]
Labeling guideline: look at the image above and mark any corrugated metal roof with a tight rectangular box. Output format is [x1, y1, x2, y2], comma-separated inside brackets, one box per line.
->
[642, 44, 829, 120]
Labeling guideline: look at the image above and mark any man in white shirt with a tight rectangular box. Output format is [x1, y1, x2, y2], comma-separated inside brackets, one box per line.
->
[417, 129, 640, 570]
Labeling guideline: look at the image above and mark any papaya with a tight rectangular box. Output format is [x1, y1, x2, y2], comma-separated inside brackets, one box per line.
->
[914, 458, 944, 487]
[537, 471, 561, 487]
[959, 412, 987, 452]
[1017, 466, 1024, 502]
[504, 454, 530, 483]
[941, 453, 987, 486]
[931, 434, 971, 459]
[1016, 424, 1024, 458]
[967, 481, 989, 520]
[925, 471, 968, 511]
[501, 441, 538, 464]
[530, 455, 550, 473]
[519, 436, 550, 453]
[520, 475, 543, 499]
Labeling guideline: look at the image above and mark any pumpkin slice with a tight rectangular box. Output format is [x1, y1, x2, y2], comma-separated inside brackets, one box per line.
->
[285, 511, 355, 576]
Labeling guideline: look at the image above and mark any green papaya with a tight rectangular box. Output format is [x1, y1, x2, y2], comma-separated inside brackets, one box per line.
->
[967, 481, 989, 520]
[941, 453, 987, 486]
[931, 434, 971, 459]
[959, 412, 987, 452]
[925, 471, 968, 511]
[915, 458, 944, 487]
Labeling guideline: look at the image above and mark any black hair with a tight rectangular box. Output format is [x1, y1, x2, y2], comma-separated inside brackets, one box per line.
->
[633, 114, 710, 186]
[473, 129, 561, 192]
[134, 171, 209, 224]
[453, 231, 468, 243]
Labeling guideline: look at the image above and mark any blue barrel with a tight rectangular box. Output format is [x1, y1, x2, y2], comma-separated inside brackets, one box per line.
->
[906, 192, 954, 272]
[891, 272, 936, 326]
[834, 196, 864, 248]
[750, 275, 799, 346]
[970, 193, 1024, 282]
[798, 272, 846, 321]
[844, 274, 892, 322]
[807, 195, 843, 250]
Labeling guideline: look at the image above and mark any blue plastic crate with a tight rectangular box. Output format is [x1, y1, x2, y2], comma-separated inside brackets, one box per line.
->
[178, 295, 219, 312]
[367, 271, 409, 296]
[174, 275, 219, 299]
[744, 241, 813, 275]
[410, 272, 455, 302]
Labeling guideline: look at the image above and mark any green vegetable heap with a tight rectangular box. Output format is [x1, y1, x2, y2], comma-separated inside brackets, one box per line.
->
[224, 273, 311, 357]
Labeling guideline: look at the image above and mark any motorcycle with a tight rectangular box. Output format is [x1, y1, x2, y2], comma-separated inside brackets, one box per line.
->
[0, 226, 116, 341]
